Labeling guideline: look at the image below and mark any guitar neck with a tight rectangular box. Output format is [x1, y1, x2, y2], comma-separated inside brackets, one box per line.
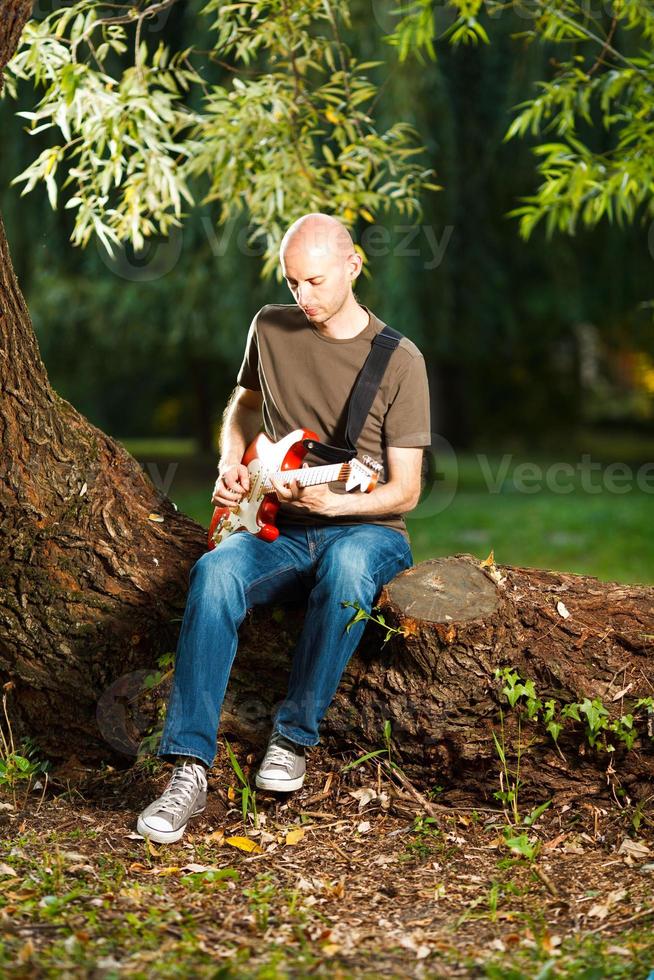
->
[260, 463, 350, 491]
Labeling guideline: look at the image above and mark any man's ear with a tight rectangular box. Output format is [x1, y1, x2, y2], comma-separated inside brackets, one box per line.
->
[348, 250, 362, 280]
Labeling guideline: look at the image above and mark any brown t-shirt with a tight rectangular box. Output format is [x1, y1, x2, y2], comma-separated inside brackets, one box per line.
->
[236, 302, 431, 543]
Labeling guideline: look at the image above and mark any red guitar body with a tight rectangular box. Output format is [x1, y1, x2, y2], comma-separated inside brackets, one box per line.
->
[207, 428, 319, 550]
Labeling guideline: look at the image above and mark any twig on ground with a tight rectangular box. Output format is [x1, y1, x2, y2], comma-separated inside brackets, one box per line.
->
[533, 863, 559, 898]
[587, 906, 654, 935]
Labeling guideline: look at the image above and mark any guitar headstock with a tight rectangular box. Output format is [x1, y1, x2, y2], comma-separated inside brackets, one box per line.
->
[362, 454, 383, 475]
[345, 454, 384, 492]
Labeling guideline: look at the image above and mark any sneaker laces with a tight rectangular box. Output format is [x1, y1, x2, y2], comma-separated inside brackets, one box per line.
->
[265, 736, 302, 772]
[156, 763, 206, 817]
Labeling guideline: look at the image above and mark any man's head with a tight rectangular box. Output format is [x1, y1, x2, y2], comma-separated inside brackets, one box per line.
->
[279, 212, 362, 323]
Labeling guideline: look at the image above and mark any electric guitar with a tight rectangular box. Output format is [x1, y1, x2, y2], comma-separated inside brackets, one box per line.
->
[207, 428, 382, 549]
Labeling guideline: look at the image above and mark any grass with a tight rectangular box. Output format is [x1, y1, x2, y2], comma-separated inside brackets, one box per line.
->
[476, 929, 654, 978]
[1, 815, 653, 978]
[408, 486, 654, 586]
[122, 434, 654, 587]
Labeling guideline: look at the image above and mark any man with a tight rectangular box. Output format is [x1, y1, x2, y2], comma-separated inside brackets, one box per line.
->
[137, 212, 431, 843]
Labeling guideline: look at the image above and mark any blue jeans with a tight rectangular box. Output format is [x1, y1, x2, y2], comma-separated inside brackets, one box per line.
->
[157, 518, 413, 768]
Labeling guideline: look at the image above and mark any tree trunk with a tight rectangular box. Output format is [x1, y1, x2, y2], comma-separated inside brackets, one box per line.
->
[0, 3, 206, 766]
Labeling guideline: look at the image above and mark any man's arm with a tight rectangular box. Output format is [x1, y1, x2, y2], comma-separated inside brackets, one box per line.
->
[218, 386, 263, 473]
[212, 386, 263, 506]
[330, 446, 423, 516]
[271, 446, 424, 517]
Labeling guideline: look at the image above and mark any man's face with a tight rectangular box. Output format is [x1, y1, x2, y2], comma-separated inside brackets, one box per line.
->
[280, 227, 358, 322]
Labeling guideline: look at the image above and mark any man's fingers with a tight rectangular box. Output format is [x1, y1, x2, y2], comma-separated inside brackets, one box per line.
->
[224, 476, 246, 493]
[271, 477, 294, 500]
[236, 464, 250, 491]
[219, 463, 250, 493]
[212, 471, 248, 507]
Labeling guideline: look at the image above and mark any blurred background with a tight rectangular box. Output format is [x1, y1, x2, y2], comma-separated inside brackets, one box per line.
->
[1, 1, 653, 585]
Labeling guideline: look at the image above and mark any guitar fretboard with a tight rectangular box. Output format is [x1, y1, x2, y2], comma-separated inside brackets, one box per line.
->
[260, 463, 349, 491]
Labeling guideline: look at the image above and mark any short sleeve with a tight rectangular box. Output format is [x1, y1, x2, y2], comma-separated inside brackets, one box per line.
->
[236, 311, 262, 391]
[383, 353, 431, 448]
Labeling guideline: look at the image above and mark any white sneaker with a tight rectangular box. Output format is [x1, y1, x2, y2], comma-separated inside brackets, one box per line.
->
[137, 761, 207, 843]
[255, 731, 306, 792]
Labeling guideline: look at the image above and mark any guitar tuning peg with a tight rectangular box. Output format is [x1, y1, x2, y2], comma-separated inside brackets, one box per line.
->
[361, 454, 383, 473]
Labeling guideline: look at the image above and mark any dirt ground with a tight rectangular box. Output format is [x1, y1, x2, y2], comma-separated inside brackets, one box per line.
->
[0, 742, 653, 978]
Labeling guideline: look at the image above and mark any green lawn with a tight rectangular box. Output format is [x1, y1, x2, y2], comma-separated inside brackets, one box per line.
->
[124, 441, 654, 587]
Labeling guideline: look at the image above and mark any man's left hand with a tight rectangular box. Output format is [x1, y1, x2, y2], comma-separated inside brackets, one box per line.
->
[270, 476, 345, 517]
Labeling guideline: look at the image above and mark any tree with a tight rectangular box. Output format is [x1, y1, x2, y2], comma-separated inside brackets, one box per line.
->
[3, 0, 436, 275]
[1, 0, 651, 784]
[0, 0, 435, 765]
[389, 0, 654, 248]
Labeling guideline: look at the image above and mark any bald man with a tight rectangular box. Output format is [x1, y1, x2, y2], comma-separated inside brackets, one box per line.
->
[137, 212, 431, 844]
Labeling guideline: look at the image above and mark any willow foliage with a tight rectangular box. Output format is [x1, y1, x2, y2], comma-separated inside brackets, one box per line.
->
[3, 0, 439, 278]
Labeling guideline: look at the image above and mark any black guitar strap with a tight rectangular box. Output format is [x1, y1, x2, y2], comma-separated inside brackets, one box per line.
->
[301, 323, 402, 463]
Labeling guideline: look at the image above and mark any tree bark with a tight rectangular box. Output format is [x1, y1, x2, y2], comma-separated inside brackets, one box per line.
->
[0, 4, 206, 765]
[0, 1, 32, 95]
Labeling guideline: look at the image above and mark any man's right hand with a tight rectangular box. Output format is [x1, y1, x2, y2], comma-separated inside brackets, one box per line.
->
[211, 462, 250, 507]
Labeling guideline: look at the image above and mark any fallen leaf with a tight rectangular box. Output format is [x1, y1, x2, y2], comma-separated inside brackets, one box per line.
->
[588, 888, 627, 919]
[285, 828, 305, 846]
[611, 684, 633, 702]
[0, 863, 18, 877]
[357, 821, 371, 833]
[606, 946, 633, 956]
[543, 832, 569, 851]
[127, 862, 181, 876]
[348, 787, 377, 810]
[148, 513, 164, 523]
[618, 839, 651, 861]
[204, 829, 225, 843]
[322, 878, 345, 898]
[59, 851, 88, 863]
[225, 836, 263, 854]
[180, 863, 218, 874]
